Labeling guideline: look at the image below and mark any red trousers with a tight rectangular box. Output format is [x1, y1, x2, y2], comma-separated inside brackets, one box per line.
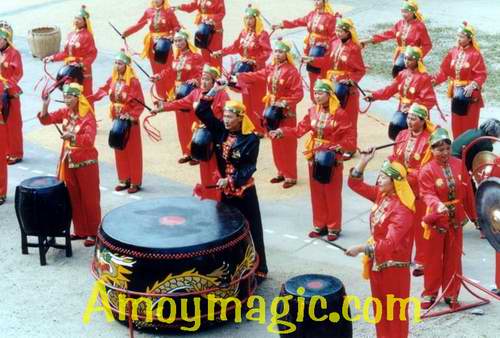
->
[272, 116, 297, 180]
[344, 89, 360, 153]
[82, 75, 93, 99]
[195, 156, 221, 201]
[307, 71, 320, 103]
[496, 252, 500, 289]
[114, 124, 143, 186]
[451, 100, 480, 139]
[5, 97, 23, 159]
[308, 162, 343, 231]
[203, 31, 223, 68]
[176, 110, 196, 156]
[241, 81, 266, 134]
[370, 267, 411, 338]
[150, 58, 171, 100]
[413, 199, 427, 266]
[423, 227, 463, 300]
[64, 161, 101, 237]
[0, 124, 7, 197]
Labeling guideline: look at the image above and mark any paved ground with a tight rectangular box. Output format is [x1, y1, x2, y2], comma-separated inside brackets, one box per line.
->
[1, 1, 499, 337]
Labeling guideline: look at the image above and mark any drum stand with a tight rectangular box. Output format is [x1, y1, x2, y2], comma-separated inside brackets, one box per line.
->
[422, 273, 500, 319]
[21, 228, 72, 266]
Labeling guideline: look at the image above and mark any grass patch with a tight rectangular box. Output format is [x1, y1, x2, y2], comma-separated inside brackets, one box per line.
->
[363, 21, 500, 104]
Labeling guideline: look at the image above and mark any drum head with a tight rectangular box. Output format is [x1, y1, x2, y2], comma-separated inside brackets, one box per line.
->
[476, 177, 500, 252]
[20, 176, 61, 189]
[284, 274, 344, 299]
[100, 197, 246, 254]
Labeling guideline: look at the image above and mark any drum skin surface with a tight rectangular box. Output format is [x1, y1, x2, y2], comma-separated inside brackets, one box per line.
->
[93, 197, 258, 330]
[108, 118, 131, 150]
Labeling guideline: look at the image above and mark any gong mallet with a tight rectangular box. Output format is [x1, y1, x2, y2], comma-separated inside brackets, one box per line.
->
[319, 238, 347, 252]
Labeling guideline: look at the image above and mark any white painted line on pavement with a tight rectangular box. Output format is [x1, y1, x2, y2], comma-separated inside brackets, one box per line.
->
[32, 170, 44, 174]
[129, 195, 142, 200]
[99, 186, 109, 191]
[283, 234, 299, 240]
[304, 239, 312, 243]
[264, 229, 275, 234]
[46, 173, 56, 177]
[112, 191, 125, 196]
[17, 166, 29, 170]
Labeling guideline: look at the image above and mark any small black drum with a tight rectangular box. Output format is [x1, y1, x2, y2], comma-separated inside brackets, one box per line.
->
[392, 53, 406, 78]
[264, 105, 284, 131]
[306, 45, 326, 74]
[451, 86, 470, 116]
[388, 111, 408, 141]
[313, 150, 337, 184]
[195, 23, 215, 49]
[153, 37, 172, 64]
[229, 61, 255, 89]
[176, 82, 197, 101]
[92, 197, 258, 330]
[1, 90, 10, 121]
[191, 126, 214, 161]
[56, 64, 84, 90]
[109, 118, 131, 150]
[335, 83, 350, 109]
[278, 274, 352, 338]
[15, 176, 72, 236]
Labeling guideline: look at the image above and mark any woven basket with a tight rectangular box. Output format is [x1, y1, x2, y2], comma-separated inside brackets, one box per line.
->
[27, 26, 61, 58]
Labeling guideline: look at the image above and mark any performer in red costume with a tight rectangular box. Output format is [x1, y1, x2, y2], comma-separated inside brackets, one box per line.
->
[273, 0, 337, 101]
[0, 27, 23, 165]
[91, 50, 144, 194]
[152, 64, 229, 201]
[153, 30, 204, 164]
[122, 0, 180, 100]
[362, 0, 432, 78]
[212, 5, 271, 134]
[432, 22, 487, 139]
[236, 39, 304, 189]
[0, 79, 8, 205]
[418, 128, 477, 309]
[347, 151, 415, 338]
[175, 0, 225, 68]
[391, 103, 435, 277]
[38, 83, 101, 247]
[44, 5, 97, 98]
[270, 79, 355, 241]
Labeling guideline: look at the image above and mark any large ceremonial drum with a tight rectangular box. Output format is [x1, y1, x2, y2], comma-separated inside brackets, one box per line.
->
[15, 176, 72, 236]
[153, 37, 172, 64]
[27, 26, 61, 59]
[278, 274, 352, 338]
[108, 118, 131, 150]
[92, 197, 258, 330]
[191, 126, 214, 161]
[306, 45, 326, 74]
[313, 150, 337, 184]
[388, 111, 408, 141]
[392, 53, 406, 78]
[451, 86, 470, 116]
[56, 64, 84, 90]
[335, 83, 350, 109]
[194, 23, 215, 49]
[264, 106, 284, 131]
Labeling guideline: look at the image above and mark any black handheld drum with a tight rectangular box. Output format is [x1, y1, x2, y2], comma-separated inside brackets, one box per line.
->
[108, 118, 131, 150]
[92, 197, 258, 330]
[451, 86, 470, 116]
[335, 83, 350, 109]
[278, 274, 352, 338]
[56, 64, 84, 90]
[191, 126, 214, 161]
[229, 61, 255, 89]
[264, 106, 284, 131]
[313, 150, 337, 184]
[15, 176, 72, 236]
[306, 45, 326, 74]
[176, 82, 197, 101]
[388, 111, 408, 141]
[391, 53, 406, 78]
[1, 90, 10, 121]
[195, 23, 215, 49]
[153, 38, 172, 64]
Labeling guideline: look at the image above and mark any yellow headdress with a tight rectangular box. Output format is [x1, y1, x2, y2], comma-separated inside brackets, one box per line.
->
[244, 4, 264, 36]
[404, 46, 427, 73]
[63, 83, 94, 118]
[322, 0, 334, 14]
[173, 30, 199, 58]
[402, 0, 424, 22]
[150, 0, 170, 10]
[224, 100, 255, 135]
[0, 27, 15, 49]
[336, 17, 360, 46]
[273, 38, 295, 65]
[112, 49, 137, 86]
[313, 79, 340, 115]
[459, 21, 480, 51]
[75, 5, 93, 35]
[380, 161, 416, 212]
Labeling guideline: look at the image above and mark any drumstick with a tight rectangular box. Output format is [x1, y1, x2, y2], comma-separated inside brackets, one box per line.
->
[131, 97, 152, 112]
[108, 21, 125, 40]
[351, 81, 367, 97]
[132, 60, 152, 79]
[54, 124, 63, 136]
[205, 185, 219, 189]
[358, 141, 403, 154]
[319, 238, 347, 252]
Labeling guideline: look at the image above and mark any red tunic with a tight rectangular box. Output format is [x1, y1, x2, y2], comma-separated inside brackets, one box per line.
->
[283, 105, 355, 231]
[1, 45, 24, 160]
[372, 68, 437, 112]
[372, 18, 432, 60]
[238, 62, 304, 180]
[348, 175, 413, 338]
[433, 46, 488, 138]
[0, 82, 7, 198]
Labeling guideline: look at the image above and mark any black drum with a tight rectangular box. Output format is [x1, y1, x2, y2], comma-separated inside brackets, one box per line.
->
[264, 106, 284, 131]
[388, 111, 408, 141]
[194, 23, 215, 49]
[176, 82, 197, 101]
[1, 89, 10, 121]
[56, 64, 84, 90]
[108, 118, 131, 150]
[335, 83, 350, 109]
[306, 45, 326, 74]
[278, 274, 352, 338]
[313, 150, 337, 184]
[392, 53, 406, 78]
[92, 197, 258, 330]
[451, 86, 470, 116]
[229, 61, 255, 89]
[153, 37, 172, 64]
[191, 126, 214, 161]
[15, 176, 72, 236]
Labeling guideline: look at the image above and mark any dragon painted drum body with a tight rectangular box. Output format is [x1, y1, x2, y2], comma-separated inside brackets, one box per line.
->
[92, 197, 258, 330]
